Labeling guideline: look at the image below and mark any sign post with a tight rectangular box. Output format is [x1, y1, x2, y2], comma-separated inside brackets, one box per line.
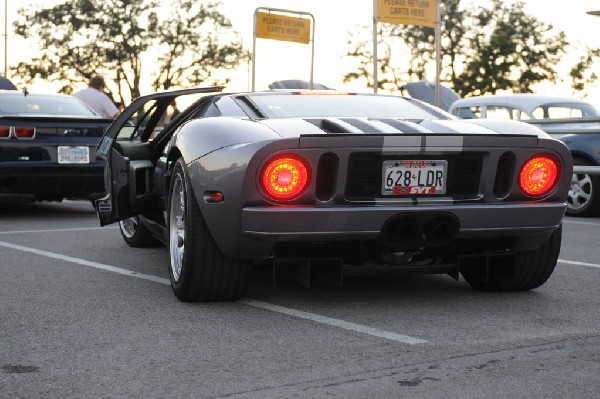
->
[373, 0, 440, 106]
[252, 8, 315, 91]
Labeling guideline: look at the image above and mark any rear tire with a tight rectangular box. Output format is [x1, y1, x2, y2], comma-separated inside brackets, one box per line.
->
[566, 158, 600, 216]
[462, 225, 562, 291]
[167, 158, 250, 302]
[119, 216, 160, 247]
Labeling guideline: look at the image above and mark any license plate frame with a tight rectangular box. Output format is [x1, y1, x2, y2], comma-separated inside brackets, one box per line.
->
[58, 146, 90, 164]
[382, 159, 447, 195]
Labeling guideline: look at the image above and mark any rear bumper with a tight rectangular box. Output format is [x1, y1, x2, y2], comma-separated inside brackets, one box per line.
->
[241, 202, 566, 240]
[0, 163, 105, 201]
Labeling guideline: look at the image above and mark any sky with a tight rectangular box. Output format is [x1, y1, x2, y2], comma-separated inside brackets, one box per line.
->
[3, 0, 600, 105]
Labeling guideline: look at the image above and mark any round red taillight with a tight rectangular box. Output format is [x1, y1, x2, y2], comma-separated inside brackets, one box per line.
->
[261, 155, 310, 201]
[519, 155, 559, 197]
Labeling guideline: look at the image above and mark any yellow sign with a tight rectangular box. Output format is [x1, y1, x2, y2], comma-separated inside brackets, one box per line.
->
[256, 11, 311, 44]
[377, 0, 436, 28]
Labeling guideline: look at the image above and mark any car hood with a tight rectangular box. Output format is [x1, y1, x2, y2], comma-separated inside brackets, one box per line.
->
[257, 117, 549, 138]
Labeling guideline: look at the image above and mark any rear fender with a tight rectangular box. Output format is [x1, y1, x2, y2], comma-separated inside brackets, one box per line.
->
[184, 139, 296, 259]
[173, 117, 282, 164]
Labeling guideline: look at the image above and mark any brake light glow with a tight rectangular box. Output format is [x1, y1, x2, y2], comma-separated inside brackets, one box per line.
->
[261, 154, 310, 201]
[0, 126, 10, 138]
[14, 126, 36, 139]
[519, 155, 559, 197]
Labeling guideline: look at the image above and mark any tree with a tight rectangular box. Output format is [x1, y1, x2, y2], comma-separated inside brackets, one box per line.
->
[569, 47, 600, 95]
[456, 0, 568, 96]
[343, 0, 470, 92]
[343, 0, 569, 98]
[12, 0, 246, 104]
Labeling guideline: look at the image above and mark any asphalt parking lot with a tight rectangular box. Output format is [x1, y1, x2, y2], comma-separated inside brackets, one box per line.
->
[1, 201, 599, 398]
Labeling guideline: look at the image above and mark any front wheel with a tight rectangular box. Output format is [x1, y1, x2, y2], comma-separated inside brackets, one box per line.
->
[119, 216, 160, 247]
[461, 225, 562, 292]
[167, 158, 250, 302]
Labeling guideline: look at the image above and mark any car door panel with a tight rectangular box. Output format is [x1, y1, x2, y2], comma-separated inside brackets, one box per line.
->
[95, 86, 223, 225]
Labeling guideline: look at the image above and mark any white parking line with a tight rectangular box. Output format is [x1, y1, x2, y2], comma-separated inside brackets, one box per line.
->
[0, 240, 169, 285]
[0, 240, 426, 345]
[241, 299, 427, 344]
[558, 259, 600, 269]
[563, 219, 600, 227]
[0, 226, 118, 235]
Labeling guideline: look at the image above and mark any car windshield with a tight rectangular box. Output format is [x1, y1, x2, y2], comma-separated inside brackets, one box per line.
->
[0, 93, 99, 117]
[247, 93, 441, 119]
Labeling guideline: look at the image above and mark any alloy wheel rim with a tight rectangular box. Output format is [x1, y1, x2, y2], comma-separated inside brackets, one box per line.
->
[119, 217, 139, 239]
[169, 175, 185, 282]
[567, 173, 592, 211]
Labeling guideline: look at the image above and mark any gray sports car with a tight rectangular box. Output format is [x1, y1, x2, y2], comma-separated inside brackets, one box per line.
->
[95, 87, 572, 302]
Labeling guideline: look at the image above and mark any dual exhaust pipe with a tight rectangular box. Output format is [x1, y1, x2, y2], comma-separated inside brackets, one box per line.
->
[381, 213, 459, 249]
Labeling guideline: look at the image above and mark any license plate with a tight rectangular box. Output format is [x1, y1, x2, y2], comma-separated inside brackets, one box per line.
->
[58, 146, 90, 164]
[382, 160, 447, 195]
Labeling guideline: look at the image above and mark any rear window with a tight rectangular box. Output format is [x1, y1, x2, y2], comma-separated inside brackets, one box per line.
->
[0, 94, 98, 117]
[247, 93, 440, 119]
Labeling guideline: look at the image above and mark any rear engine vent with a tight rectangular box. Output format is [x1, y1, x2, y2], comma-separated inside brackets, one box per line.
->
[316, 153, 338, 201]
[346, 155, 381, 198]
[305, 119, 351, 133]
[493, 152, 515, 198]
[448, 155, 482, 195]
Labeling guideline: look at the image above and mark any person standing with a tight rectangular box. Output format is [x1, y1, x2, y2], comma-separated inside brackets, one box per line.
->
[74, 75, 120, 119]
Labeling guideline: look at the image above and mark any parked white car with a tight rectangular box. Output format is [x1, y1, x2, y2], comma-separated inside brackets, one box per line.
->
[449, 94, 600, 217]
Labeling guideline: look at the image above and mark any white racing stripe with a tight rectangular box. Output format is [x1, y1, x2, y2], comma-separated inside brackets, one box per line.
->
[0, 240, 427, 345]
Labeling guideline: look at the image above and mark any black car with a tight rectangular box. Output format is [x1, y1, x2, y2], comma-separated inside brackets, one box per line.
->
[0, 90, 112, 202]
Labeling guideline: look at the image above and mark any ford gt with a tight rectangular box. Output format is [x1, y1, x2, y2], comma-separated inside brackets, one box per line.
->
[95, 87, 572, 302]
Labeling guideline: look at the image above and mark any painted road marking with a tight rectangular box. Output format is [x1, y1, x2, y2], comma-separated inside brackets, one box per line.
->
[558, 259, 600, 269]
[0, 240, 427, 345]
[563, 219, 600, 227]
[0, 226, 118, 235]
[0, 240, 169, 285]
[241, 299, 427, 344]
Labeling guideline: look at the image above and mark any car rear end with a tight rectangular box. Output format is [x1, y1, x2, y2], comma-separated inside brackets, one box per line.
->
[0, 116, 111, 201]
[236, 128, 570, 257]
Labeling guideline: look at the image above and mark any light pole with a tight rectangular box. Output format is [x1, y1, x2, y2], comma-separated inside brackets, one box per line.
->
[4, 0, 7, 78]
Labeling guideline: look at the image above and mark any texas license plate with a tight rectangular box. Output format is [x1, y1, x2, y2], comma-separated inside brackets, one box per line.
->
[58, 146, 90, 164]
[382, 160, 447, 195]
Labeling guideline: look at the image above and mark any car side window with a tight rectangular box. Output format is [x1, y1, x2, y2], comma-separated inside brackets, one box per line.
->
[116, 100, 160, 141]
[547, 106, 584, 119]
[454, 106, 481, 119]
[486, 105, 519, 120]
[532, 106, 583, 119]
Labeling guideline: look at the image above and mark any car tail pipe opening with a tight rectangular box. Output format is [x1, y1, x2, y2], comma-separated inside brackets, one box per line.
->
[381, 213, 460, 249]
